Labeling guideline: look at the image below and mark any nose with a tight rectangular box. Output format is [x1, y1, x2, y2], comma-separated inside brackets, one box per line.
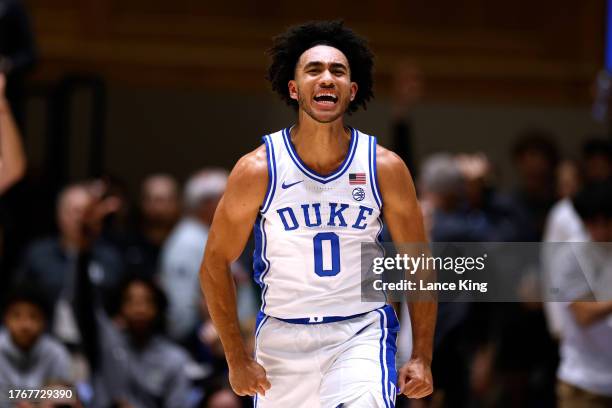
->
[319, 69, 334, 87]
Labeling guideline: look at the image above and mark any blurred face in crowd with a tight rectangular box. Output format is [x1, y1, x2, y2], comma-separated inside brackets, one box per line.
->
[57, 186, 92, 247]
[121, 281, 158, 334]
[556, 160, 581, 199]
[206, 389, 241, 408]
[141, 175, 180, 226]
[289, 45, 357, 123]
[4, 301, 45, 351]
[515, 150, 554, 191]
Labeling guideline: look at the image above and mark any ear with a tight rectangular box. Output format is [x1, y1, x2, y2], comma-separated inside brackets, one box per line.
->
[350, 81, 358, 102]
[288, 80, 298, 101]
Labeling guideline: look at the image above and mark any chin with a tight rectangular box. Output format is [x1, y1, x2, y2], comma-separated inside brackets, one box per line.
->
[308, 109, 344, 124]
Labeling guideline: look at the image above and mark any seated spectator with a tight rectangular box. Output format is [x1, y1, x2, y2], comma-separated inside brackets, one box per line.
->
[18, 183, 124, 344]
[0, 285, 72, 391]
[160, 169, 228, 342]
[75, 270, 193, 408]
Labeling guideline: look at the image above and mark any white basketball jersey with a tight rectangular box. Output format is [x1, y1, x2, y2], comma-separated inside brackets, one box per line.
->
[253, 126, 386, 319]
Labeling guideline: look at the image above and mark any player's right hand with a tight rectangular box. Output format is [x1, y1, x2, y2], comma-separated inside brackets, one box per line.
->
[228, 357, 271, 396]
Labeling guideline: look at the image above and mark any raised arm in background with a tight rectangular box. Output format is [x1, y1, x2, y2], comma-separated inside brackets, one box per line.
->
[0, 73, 26, 193]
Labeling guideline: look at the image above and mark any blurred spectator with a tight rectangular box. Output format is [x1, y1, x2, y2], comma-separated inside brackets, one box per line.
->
[511, 129, 559, 240]
[160, 169, 228, 342]
[416, 154, 472, 408]
[0, 0, 37, 128]
[582, 138, 612, 184]
[543, 160, 587, 338]
[0, 72, 26, 194]
[0, 285, 72, 390]
[75, 267, 193, 408]
[18, 183, 125, 344]
[551, 182, 612, 407]
[420, 152, 524, 242]
[418, 153, 465, 241]
[120, 174, 180, 278]
[455, 153, 526, 242]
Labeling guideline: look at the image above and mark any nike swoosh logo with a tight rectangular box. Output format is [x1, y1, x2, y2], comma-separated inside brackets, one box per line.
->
[281, 180, 303, 189]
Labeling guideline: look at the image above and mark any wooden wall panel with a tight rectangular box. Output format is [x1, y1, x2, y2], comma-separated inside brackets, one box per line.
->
[24, 0, 605, 104]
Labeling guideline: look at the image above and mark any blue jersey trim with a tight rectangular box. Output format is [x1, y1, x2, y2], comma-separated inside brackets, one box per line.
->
[282, 126, 358, 184]
[376, 217, 388, 303]
[260, 135, 276, 214]
[252, 215, 271, 313]
[369, 136, 383, 209]
[383, 305, 399, 406]
[376, 305, 399, 408]
[377, 308, 390, 408]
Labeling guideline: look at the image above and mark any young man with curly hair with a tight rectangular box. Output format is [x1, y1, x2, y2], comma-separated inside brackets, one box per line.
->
[200, 21, 435, 407]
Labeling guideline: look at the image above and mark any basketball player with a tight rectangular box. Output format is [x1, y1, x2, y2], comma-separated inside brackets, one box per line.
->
[199, 21, 436, 407]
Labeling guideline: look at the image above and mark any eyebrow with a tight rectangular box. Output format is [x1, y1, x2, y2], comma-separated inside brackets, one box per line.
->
[302, 61, 348, 71]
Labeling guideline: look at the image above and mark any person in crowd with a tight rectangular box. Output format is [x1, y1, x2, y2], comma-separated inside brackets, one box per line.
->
[0, 285, 72, 393]
[159, 169, 229, 342]
[555, 160, 582, 200]
[67, 184, 193, 407]
[511, 129, 559, 240]
[419, 152, 524, 242]
[19, 183, 124, 344]
[543, 159, 586, 339]
[551, 182, 612, 407]
[75, 272, 193, 408]
[120, 174, 180, 278]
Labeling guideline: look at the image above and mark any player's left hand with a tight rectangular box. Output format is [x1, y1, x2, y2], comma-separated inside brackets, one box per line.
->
[397, 357, 433, 399]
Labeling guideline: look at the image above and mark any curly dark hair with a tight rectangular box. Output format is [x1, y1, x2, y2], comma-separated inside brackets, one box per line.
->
[267, 20, 375, 114]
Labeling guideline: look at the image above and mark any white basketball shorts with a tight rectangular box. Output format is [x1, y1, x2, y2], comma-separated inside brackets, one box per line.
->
[254, 304, 400, 408]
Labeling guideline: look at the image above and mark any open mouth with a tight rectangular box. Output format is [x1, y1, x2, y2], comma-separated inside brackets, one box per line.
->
[313, 93, 338, 105]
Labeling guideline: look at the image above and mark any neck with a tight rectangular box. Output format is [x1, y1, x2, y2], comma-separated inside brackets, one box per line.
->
[291, 112, 351, 175]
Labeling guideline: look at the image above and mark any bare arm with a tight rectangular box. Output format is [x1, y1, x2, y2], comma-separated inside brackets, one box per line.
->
[378, 145, 436, 399]
[570, 301, 612, 327]
[199, 145, 271, 396]
[0, 74, 26, 193]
